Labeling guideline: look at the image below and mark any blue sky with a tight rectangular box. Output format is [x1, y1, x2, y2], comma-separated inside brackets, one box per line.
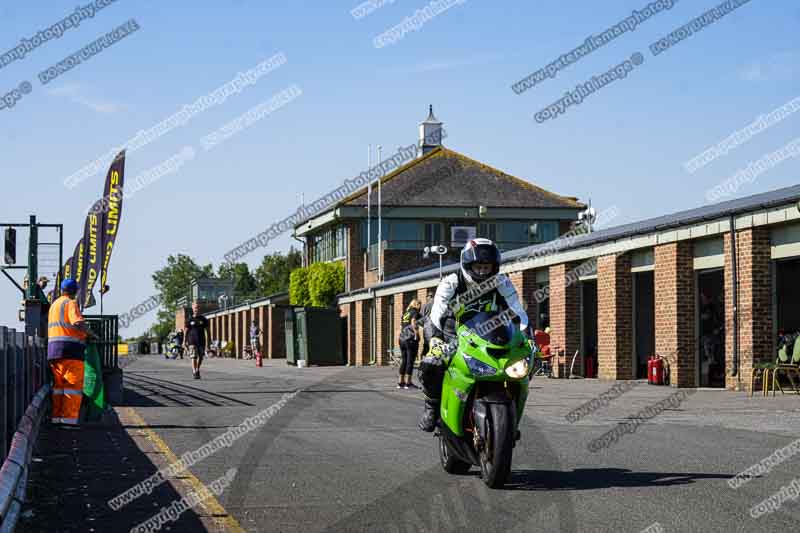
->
[0, 0, 797, 336]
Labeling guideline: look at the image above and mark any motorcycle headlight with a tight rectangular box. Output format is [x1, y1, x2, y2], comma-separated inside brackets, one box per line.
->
[463, 355, 498, 377]
[505, 358, 530, 379]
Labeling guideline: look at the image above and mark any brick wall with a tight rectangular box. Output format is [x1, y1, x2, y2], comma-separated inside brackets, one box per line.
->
[346, 222, 364, 292]
[548, 262, 581, 377]
[507, 270, 537, 322]
[724, 227, 772, 390]
[597, 253, 633, 380]
[655, 241, 695, 387]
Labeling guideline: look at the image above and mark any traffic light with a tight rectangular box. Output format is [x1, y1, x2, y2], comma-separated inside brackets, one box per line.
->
[4, 227, 16, 265]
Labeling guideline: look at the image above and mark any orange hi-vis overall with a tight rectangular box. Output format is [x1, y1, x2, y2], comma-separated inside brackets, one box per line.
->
[47, 295, 88, 425]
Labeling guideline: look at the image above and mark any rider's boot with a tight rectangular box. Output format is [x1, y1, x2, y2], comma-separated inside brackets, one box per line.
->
[418, 398, 439, 432]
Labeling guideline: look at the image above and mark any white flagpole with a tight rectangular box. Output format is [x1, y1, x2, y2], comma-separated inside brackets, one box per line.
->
[367, 145, 372, 269]
[377, 145, 382, 281]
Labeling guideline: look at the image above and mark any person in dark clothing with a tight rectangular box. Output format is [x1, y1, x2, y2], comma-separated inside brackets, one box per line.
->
[175, 330, 184, 358]
[398, 300, 422, 389]
[184, 302, 209, 379]
[420, 291, 435, 358]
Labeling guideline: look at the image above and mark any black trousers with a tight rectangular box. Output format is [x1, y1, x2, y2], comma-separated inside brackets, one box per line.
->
[399, 340, 418, 376]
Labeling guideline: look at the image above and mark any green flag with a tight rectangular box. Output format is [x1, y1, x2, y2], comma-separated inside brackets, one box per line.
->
[82, 343, 106, 421]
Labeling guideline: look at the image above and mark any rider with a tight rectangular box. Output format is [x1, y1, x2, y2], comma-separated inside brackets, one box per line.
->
[417, 238, 529, 432]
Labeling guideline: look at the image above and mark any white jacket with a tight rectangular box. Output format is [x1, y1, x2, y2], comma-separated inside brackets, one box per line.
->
[429, 272, 529, 334]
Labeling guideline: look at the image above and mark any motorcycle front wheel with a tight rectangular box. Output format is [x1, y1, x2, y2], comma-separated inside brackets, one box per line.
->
[438, 435, 471, 474]
[479, 403, 514, 489]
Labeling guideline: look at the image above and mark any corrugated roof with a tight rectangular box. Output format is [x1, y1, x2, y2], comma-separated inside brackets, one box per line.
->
[340, 182, 800, 297]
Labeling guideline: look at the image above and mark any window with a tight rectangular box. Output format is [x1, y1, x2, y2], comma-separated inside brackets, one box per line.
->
[424, 223, 443, 246]
[498, 222, 528, 250]
[389, 221, 422, 250]
[477, 222, 496, 241]
[533, 221, 558, 243]
[310, 225, 347, 263]
[360, 220, 389, 249]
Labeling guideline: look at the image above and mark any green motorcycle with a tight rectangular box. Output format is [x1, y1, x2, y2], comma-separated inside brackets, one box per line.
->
[436, 310, 533, 488]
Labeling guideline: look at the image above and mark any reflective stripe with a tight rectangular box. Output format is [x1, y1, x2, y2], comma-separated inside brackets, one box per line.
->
[60, 418, 79, 425]
[48, 336, 86, 344]
[51, 417, 62, 423]
[52, 388, 64, 394]
[62, 389, 83, 396]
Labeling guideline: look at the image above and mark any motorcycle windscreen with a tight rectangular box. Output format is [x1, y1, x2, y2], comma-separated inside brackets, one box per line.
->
[462, 312, 516, 346]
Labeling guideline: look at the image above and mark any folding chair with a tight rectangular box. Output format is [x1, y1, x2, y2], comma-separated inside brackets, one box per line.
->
[772, 341, 800, 396]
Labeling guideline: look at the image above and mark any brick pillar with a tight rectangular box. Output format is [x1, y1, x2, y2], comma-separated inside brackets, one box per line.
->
[257, 306, 266, 356]
[549, 263, 581, 377]
[725, 227, 772, 391]
[507, 270, 537, 324]
[392, 294, 404, 362]
[348, 302, 357, 365]
[597, 254, 633, 380]
[227, 313, 234, 355]
[355, 300, 368, 366]
[340, 303, 351, 365]
[655, 241, 695, 387]
[376, 296, 388, 366]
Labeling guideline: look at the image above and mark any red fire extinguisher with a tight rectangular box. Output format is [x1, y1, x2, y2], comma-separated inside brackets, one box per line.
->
[649, 356, 664, 385]
[256, 351, 263, 367]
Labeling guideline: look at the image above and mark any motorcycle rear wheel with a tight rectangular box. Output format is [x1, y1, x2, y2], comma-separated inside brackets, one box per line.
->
[438, 435, 471, 474]
[480, 403, 514, 489]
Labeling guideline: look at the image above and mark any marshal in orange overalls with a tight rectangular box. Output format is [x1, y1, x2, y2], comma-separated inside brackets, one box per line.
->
[47, 294, 88, 425]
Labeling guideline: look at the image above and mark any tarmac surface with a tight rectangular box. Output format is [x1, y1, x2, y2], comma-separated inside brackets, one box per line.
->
[17, 354, 800, 532]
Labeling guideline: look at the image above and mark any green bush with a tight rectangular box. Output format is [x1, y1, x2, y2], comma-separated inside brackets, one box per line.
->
[289, 267, 311, 306]
[308, 262, 345, 307]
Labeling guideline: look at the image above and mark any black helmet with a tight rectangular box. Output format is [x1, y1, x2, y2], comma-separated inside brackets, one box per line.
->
[460, 238, 500, 283]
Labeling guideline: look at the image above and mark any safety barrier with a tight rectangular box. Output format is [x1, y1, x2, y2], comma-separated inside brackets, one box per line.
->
[0, 385, 49, 532]
[0, 328, 47, 465]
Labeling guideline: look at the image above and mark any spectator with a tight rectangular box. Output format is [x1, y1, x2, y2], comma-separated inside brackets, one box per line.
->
[184, 302, 210, 379]
[397, 299, 422, 390]
[249, 320, 261, 357]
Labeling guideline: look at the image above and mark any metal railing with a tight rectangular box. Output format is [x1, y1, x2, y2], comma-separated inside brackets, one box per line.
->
[0, 326, 47, 464]
[84, 315, 119, 371]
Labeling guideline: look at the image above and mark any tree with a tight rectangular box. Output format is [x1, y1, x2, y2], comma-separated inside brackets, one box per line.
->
[308, 262, 345, 307]
[255, 247, 302, 296]
[151, 254, 213, 337]
[289, 267, 311, 306]
[217, 262, 258, 301]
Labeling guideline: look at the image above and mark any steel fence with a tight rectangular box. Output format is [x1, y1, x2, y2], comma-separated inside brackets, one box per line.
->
[0, 326, 47, 464]
[84, 314, 119, 371]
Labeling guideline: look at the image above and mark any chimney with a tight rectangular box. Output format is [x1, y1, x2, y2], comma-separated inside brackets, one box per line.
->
[418, 105, 443, 157]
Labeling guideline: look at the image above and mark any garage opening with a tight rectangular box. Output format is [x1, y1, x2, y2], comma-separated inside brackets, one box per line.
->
[697, 268, 725, 388]
[776, 259, 800, 333]
[633, 271, 655, 379]
[580, 278, 598, 378]
[772, 223, 800, 340]
[694, 237, 726, 388]
[632, 249, 655, 379]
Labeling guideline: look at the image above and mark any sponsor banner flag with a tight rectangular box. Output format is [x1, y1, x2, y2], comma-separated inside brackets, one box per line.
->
[81, 200, 103, 309]
[71, 239, 85, 298]
[99, 150, 125, 291]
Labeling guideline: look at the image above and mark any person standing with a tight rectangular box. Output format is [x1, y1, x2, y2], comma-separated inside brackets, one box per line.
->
[175, 329, 184, 359]
[47, 279, 92, 426]
[397, 300, 422, 389]
[420, 290, 435, 358]
[184, 302, 209, 379]
[249, 320, 261, 357]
